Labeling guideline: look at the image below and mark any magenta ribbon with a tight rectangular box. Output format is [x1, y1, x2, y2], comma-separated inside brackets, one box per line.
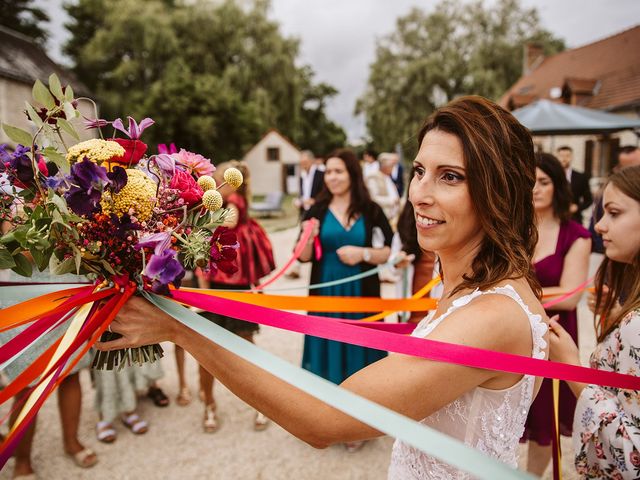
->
[541, 277, 594, 310]
[171, 289, 640, 390]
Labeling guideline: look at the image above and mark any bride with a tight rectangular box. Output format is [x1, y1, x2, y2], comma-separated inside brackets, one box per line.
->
[98, 96, 549, 478]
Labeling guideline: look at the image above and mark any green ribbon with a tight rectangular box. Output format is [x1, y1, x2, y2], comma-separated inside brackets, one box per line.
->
[145, 291, 535, 480]
[0, 284, 90, 305]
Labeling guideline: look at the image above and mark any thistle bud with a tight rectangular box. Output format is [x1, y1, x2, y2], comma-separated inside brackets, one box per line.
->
[223, 167, 243, 189]
[197, 175, 216, 191]
[202, 189, 223, 211]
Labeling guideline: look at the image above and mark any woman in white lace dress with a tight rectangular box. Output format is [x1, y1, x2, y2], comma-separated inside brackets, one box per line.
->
[98, 96, 549, 478]
[550, 165, 640, 479]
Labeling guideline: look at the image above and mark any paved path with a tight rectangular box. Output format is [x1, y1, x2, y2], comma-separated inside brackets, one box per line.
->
[0, 227, 598, 479]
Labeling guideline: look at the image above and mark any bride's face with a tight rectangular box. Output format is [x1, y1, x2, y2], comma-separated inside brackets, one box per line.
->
[409, 129, 483, 256]
[596, 184, 640, 264]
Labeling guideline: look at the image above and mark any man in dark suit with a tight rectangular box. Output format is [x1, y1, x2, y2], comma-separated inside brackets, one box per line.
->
[390, 152, 404, 197]
[295, 150, 324, 216]
[557, 146, 592, 224]
[287, 150, 324, 279]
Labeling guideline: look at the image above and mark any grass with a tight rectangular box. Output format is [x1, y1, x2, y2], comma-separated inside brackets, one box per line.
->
[250, 194, 300, 233]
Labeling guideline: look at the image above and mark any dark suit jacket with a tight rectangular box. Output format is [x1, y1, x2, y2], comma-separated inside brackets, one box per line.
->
[391, 162, 404, 197]
[570, 169, 592, 224]
[298, 168, 324, 214]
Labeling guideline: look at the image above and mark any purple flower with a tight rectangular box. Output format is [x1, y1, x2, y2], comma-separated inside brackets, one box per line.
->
[82, 116, 110, 130]
[65, 185, 102, 216]
[64, 157, 110, 216]
[152, 154, 175, 177]
[70, 157, 109, 190]
[111, 213, 140, 239]
[106, 166, 127, 193]
[112, 116, 154, 140]
[135, 231, 172, 255]
[157, 143, 177, 155]
[144, 248, 185, 295]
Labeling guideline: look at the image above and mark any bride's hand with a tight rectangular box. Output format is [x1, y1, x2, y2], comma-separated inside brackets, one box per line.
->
[95, 296, 181, 351]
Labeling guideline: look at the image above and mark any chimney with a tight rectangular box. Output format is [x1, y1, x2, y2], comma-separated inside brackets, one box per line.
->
[523, 43, 544, 75]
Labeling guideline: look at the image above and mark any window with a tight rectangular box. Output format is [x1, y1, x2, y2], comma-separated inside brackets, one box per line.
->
[267, 147, 280, 162]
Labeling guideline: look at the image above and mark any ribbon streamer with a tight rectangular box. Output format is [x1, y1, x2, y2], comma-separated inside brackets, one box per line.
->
[146, 291, 535, 480]
[170, 288, 640, 390]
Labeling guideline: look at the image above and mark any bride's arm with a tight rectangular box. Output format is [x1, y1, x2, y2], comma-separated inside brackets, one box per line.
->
[97, 293, 533, 447]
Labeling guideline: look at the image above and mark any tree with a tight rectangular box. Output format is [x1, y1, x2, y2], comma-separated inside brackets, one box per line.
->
[355, 0, 565, 154]
[63, 0, 346, 161]
[0, 0, 49, 44]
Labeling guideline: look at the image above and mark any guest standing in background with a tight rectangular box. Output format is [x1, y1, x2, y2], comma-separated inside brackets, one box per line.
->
[521, 152, 591, 476]
[196, 161, 276, 432]
[556, 146, 592, 225]
[550, 165, 640, 479]
[299, 148, 393, 452]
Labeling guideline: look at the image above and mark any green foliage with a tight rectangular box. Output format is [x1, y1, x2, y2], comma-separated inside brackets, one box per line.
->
[356, 0, 565, 155]
[0, 0, 49, 44]
[63, 0, 346, 159]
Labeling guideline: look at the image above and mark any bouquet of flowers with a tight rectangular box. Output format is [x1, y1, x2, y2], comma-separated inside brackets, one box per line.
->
[0, 74, 242, 369]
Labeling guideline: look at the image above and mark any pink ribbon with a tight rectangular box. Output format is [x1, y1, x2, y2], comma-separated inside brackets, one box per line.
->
[542, 277, 594, 310]
[252, 218, 318, 290]
[171, 289, 640, 390]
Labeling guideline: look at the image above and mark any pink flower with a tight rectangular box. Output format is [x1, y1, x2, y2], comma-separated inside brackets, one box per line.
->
[172, 149, 215, 177]
[169, 169, 202, 206]
[630, 450, 640, 467]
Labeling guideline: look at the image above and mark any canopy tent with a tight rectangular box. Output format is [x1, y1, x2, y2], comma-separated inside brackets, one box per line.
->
[511, 99, 640, 136]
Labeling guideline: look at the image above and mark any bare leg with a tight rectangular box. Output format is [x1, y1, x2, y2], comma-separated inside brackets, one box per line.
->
[238, 332, 269, 431]
[58, 373, 86, 455]
[526, 441, 551, 476]
[9, 390, 36, 478]
[199, 364, 215, 408]
[175, 346, 187, 390]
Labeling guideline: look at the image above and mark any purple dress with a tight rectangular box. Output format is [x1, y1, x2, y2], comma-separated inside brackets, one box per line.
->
[522, 220, 590, 445]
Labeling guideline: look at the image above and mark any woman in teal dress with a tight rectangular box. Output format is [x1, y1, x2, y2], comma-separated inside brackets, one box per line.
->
[300, 148, 393, 402]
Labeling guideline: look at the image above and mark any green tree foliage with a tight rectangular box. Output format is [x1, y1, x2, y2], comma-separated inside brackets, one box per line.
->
[0, 0, 49, 44]
[63, 0, 346, 160]
[356, 0, 565, 154]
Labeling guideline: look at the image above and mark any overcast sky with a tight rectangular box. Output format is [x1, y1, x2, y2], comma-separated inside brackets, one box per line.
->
[37, 0, 640, 142]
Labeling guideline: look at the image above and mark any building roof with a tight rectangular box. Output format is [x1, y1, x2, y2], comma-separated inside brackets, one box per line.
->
[0, 25, 91, 96]
[243, 128, 301, 158]
[500, 25, 640, 112]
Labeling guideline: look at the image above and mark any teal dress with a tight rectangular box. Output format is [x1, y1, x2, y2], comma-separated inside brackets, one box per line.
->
[301, 211, 387, 384]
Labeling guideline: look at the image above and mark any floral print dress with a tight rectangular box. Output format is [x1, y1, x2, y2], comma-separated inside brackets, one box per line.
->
[573, 309, 640, 479]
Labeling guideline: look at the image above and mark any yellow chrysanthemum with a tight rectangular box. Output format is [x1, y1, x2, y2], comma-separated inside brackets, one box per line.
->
[223, 167, 243, 189]
[201, 190, 223, 212]
[197, 175, 216, 191]
[101, 169, 157, 221]
[66, 139, 125, 165]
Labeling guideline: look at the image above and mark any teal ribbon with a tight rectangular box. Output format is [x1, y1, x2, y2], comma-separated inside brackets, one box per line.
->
[0, 284, 89, 305]
[146, 291, 535, 480]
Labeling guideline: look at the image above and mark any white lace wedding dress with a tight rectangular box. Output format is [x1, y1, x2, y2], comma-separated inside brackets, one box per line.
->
[388, 285, 548, 479]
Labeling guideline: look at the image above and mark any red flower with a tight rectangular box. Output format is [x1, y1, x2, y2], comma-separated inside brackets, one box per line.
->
[209, 227, 239, 275]
[169, 169, 203, 206]
[109, 138, 147, 165]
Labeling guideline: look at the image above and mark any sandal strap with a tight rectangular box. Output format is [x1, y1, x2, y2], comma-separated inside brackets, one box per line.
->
[122, 413, 148, 433]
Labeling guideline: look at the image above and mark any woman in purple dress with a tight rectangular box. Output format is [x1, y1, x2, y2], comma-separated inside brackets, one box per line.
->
[522, 152, 591, 475]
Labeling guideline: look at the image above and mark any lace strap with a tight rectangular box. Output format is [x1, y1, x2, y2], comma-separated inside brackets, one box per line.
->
[413, 285, 547, 360]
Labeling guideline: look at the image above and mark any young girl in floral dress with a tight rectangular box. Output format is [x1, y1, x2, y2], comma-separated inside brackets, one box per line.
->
[550, 165, 640, 479]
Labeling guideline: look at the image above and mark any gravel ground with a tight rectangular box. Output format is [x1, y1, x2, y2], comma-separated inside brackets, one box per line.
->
[0, 227, 599, 479]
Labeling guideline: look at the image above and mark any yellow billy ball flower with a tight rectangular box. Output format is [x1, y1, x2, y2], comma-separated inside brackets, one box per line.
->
[197, 175, 217, 191]
[66, 139, 125, 165]
[101, 169, 157, 221]
[202, 190, 223, 212]
[223, 167, 243, 189]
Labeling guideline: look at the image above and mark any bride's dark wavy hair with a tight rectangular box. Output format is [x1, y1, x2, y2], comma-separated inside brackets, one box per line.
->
[417, 96, 541, 298]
